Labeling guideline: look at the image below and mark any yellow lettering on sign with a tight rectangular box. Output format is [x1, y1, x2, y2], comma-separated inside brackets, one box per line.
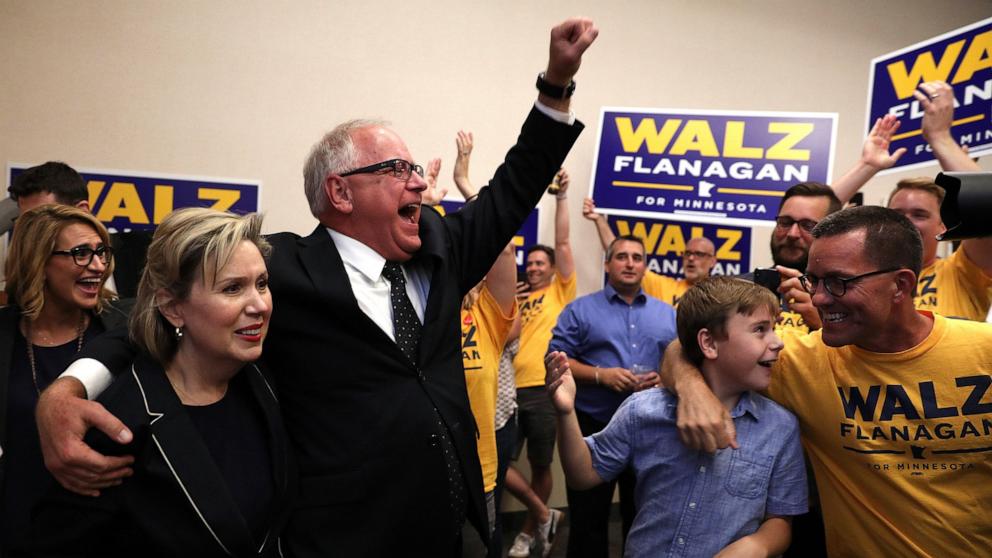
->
[615, 117, 682, 154]
[669, 120, 720, 157]
[512, 235, 525, 247]
[153, 185, 174, 224]
[766, 123, 813, 161]
[722, 121, 764, 159]
[94, 182, 149, 224]
[952, 30, 992, 84]
[656, 225, 687, 256]
[615, 220, 664, 254]
[716, 229, 743, 260]
[434, 204, 447, 216]
[86, 180, 106, 209]
[886, 40, 965, 99]
[198, 188, 241, 212]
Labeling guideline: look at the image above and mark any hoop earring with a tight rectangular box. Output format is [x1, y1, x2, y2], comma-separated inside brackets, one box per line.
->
[175, 326, 184, 340]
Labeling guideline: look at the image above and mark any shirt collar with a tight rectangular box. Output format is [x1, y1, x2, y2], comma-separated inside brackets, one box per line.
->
[603, 283, 646, 305]
[326, 228, 388, 282]
[729, 391, 760, 421]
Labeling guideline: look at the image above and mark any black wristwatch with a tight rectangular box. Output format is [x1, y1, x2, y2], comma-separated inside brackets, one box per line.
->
[536, 72, 576, 99]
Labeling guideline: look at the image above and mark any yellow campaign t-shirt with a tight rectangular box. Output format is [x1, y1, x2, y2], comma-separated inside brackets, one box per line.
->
[775, 309, 810, 336]
[514, 272, 577, 389]
[768, 314, 992, 557]
[640, 271, 690, 306]
[461, 286, 516, 493]
[915, 248, 992, 321]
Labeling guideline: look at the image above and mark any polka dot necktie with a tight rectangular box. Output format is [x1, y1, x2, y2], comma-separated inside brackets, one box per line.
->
[382, 261, 466, 532]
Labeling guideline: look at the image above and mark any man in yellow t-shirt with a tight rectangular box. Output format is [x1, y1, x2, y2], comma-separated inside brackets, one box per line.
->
[507, 172, 575, 558]
[665, 206, 992, 557]
[460, 244, 517, 553]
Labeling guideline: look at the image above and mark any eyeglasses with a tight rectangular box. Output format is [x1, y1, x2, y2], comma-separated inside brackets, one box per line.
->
[798, 267, 901, 297]
[683, 250, 713, 259]
[775, 216, 818, 233]
[340, 159, 424, 181]
[51, 245, 113, 267]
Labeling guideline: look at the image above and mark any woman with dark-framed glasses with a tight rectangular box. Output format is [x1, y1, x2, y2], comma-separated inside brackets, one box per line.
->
[0, 204, 128, 556]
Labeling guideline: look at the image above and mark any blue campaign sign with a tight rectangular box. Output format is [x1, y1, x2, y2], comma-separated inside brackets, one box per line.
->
[7, 165, 260, 232]
[437, 200, 538, 272]
[605, 214, 751, 278]
[590, 108, 836, 226]
[867, 17, 992, 172]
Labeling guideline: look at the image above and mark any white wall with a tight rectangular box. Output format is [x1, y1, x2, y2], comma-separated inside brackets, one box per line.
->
[3, 0, 990, 510]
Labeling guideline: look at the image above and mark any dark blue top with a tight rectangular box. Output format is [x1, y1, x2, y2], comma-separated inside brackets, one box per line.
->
[548, 284, 677, 423]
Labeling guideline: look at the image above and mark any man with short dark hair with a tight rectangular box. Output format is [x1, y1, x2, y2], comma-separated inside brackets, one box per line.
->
[832, 80, 992, 321]
[508, 168, 575, 558]
[8, 161, 89, 213]
[664, 205, 992, 556]
[548, 234, 677, 558]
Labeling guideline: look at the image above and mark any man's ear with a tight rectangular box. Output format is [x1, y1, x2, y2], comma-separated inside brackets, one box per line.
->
[697, 328, 719, 360]
[75, 199, 91, 213]
[156, 288, 183, 328]
[892, 269, 918, 304]
[325, 175, 354, 214]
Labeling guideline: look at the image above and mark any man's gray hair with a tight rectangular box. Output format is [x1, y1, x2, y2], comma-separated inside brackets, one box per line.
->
[303, 118, 389, 218]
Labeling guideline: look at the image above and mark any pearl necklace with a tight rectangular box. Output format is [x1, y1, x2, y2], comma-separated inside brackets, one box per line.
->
[25, 313, 86, 396]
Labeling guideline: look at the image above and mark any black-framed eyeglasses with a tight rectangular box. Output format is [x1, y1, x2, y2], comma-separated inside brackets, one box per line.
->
[51, 245, 113, 267]
[340, 159, 424, 181]
[683, 250, 714, 259]
[775, 216, 818, 233]
[799, 267, 901, 297]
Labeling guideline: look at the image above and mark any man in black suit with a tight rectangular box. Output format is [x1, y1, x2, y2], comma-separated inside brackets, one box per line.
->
[35, 17, 598, 557]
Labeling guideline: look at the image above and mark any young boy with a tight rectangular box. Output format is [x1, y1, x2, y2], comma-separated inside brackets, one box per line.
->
[545, 276, 808, 557]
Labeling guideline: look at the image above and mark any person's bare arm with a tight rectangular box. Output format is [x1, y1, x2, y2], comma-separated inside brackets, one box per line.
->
[36, 377, 134, 496]
[582, 197, 615, 252]
[915, 81, 981, 173]
[659, 339, 738, 452]
[487, 243, 518, 315]
[714, 516, 792, 558]
[452, 130, 477, 200]
[545, 351, 603, 490]
[830, 114, 906, 204]
[554, 169, 575, 279]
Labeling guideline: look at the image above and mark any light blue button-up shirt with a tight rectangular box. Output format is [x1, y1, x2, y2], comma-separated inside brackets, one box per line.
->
[587, 388, 808, 558]
[549, 284, 677, 423]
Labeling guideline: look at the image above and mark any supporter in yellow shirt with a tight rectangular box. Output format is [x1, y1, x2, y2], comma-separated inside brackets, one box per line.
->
[663, 206, 992, 557]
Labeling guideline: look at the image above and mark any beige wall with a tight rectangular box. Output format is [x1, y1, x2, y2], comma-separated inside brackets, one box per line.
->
[3, 0, 990, 510]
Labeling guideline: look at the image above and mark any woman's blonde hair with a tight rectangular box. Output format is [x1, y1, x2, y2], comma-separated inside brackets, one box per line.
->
[129, 208, 270, 364]
[4, 204, 115, 320]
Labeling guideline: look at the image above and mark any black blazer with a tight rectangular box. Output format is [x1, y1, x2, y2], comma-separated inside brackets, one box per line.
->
[0, 301, 130, 489]
[31, 353, 295, 557]
[265, 107, 582, 557]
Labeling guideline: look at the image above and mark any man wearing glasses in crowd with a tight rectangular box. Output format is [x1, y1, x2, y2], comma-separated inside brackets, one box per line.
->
[663, 205, 992, 557]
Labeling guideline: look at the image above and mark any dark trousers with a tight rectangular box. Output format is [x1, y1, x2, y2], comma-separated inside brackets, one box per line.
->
[565, 410, 636, 558]
[489, 412, 518, 558]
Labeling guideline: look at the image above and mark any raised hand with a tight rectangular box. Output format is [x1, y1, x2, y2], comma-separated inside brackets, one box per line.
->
[545, 351, 576, 415]
[421, 158, 447, 206]
[862, 114, 907, 170]
[546, 17, 599, 85]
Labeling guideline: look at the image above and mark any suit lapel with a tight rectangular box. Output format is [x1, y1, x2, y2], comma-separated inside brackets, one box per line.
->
[131, 356, 256, 556]
[243, 363, 292, 528]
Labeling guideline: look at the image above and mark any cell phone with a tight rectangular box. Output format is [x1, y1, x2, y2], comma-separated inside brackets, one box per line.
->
[753, 268, 782, 298]
[516, 270, 530, 294]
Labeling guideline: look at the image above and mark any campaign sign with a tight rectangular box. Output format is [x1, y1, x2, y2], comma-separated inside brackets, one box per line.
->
[590, 108, 836, 226]
[7, 165, 260, 232]
[605, 214, 751, 278]
[437, 199, 538, 272]
[867, 17, 992, 172]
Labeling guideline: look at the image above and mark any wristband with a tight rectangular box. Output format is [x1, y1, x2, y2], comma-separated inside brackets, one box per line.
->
[536, 72, 576, 99]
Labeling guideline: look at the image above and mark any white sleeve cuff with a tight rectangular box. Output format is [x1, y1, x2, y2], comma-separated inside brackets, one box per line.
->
[61, 358, 114, 400]
[534, 100, 576, 125]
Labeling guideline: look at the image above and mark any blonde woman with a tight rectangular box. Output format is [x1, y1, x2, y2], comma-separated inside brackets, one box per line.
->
[0, 205, 127, 555]
[33, 208, 294, 557]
